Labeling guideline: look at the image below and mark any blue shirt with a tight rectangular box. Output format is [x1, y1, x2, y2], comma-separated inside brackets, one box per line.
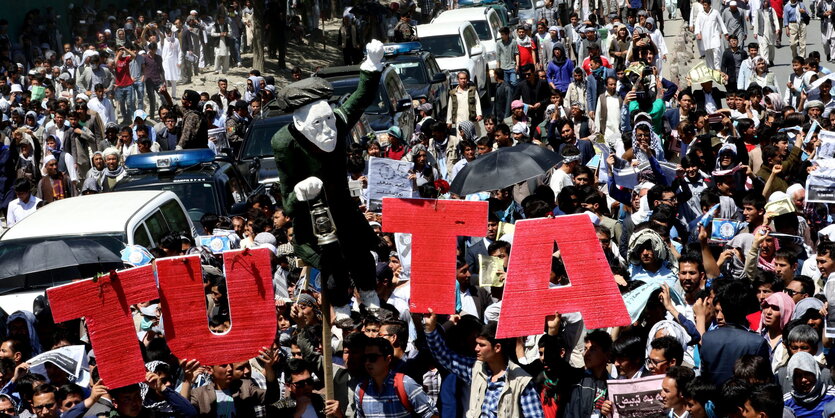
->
[424, 329, 544, 418]
[355, 371, 437, 418]
[783, 2, 808, 26]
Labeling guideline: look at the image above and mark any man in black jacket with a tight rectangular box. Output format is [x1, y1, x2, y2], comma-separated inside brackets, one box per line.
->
[514, 63, 552, 128]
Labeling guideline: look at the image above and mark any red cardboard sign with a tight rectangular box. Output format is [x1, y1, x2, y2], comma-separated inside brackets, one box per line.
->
[496, 214, 631, 339]
[382, 197, 488, 314]
[156, 249, 276, 365]
[47, 266, 158, 388]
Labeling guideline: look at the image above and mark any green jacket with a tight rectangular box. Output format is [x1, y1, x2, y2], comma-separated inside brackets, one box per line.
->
[271, 69, 382, 268]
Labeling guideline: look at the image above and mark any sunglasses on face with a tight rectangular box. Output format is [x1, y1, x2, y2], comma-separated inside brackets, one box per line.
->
[365, 353, 385, 363]
[290, 377, 314, 387]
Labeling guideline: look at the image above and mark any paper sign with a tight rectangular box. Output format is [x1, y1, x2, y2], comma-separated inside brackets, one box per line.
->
[807, 167, 835, 203]
[638, 161, 678, 185]
[710, 218, 740, 242]
[478, 255, 505, 287]
[613, 166, 639, 190]
[688, 61, 724, 85]
[598, 145, 611, 184]
[394, 233, 412, 281]
[607, 375, 666, 418]
[48, 266, 159, 388]
[497, 222, 515, 241]
[825, 275, 835, 338]
[367, 157, 413, 212]
[198, 235, 232, 254]
[496, 214, 631, 338]
[156, 249, 276, 365]
[818, 129, 835, 160]
[28, 345, 88, 387]
[31, 85, 45, 102]
[764, 196, 796, 216]
[382, 198, 488, 314]
[805, 121, 820, 145]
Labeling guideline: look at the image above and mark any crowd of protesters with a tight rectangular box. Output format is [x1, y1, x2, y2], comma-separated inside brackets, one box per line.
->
[2, 0, 835, 417]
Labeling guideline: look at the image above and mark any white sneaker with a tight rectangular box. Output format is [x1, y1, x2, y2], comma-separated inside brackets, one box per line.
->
[333, 303, 354, 328]
[359, 289, 381, 311]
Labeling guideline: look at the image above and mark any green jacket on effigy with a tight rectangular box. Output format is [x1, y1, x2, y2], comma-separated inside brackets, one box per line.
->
[271, 69, 382, 268]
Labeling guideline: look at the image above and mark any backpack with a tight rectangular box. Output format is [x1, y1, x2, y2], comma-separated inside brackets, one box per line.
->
[358, 373, 414, 414]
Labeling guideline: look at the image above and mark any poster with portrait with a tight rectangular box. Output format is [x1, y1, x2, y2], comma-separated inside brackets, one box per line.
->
[367, 157, 413, 212]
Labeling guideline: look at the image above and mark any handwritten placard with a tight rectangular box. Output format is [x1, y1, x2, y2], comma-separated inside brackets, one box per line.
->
[367, 157, 413, 211]
[607, 375, 666, 418]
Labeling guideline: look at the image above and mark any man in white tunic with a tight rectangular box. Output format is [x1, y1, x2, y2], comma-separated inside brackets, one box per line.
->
[695, 0, 729, 70]
[818, 0, 835, 61]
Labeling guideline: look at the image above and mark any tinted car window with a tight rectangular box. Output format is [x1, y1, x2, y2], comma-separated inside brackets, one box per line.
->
[242, 123, 288, 159]
[489, 13, 502, 38]
[463, 27, 478, 51]
[144, 210, 171, 243]
[390, 61, 427, 84]
[134, 224, 152, 248]
[471, 21, 492, 40]
[420, 35, 466, 58]
[161, 199, 191, 235]
[331, 81, 388, 114]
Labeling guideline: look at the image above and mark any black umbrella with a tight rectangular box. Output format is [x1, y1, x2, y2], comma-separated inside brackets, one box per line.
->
[450, 143, 562, 196]
[0, 238, 124, 292]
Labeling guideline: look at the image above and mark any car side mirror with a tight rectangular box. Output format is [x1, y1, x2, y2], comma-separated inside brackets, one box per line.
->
[396, 98, 413, 112]
[536, 0, 545, 7]
[509, 17, 519, 26]
[432, 72, 447, 83]
[471, 45, 483, 56]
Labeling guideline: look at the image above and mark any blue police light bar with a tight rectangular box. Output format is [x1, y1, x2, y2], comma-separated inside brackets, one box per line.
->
[125, 149, 216, 171]
[383, 42, 423, 56]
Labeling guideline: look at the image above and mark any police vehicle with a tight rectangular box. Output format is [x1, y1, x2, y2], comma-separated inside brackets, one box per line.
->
[382, 42, 450, 118]
[113, 149, 255, 225]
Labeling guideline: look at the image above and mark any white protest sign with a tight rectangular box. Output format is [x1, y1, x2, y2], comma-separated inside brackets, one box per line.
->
[607, 375, 666, 418]
[367, 157, 413, 211]
[818, 129, 835, 160]
[807, 167, 835, 204]
[28, 345, 90, 387]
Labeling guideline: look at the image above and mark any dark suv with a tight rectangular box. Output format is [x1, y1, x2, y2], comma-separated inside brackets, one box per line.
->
[315, 64, 415, 141]
[114, 149, 255, 224]
[382, 42, 450, 118]
[235, 106, 375, 188]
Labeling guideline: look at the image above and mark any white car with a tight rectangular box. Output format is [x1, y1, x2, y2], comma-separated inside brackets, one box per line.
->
[416, 22, 488, 97]
[0, 191, 196, 314]
[432, 7, 504, 83]
[517, 0, 545, 27]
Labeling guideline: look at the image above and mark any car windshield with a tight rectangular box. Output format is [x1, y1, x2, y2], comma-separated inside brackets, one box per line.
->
[330, 81, 388, 114]
[242, 122, 288, 159]
[471, 21, 492, 40]
[517, 0, 533, 8]
[122, 182, 219, 224]
[390, 61, 427, 84]
[420, 35, 466, 58]
[0, 235, 125, 293]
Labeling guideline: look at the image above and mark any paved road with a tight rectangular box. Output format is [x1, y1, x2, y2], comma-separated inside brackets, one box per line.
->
[660, 11, 827, 92]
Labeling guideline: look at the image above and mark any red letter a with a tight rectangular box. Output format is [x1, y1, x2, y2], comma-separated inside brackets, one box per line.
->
[497, 214, 631, 339]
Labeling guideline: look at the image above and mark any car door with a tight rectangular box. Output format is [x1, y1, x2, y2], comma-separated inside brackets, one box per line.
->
[385, 71, 416, 141]
[463, 25, 486, 91]
[427, 56, 449, 116]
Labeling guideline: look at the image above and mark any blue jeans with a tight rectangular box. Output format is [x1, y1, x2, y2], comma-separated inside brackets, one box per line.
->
[504, 69, 518, 87]
[133, 81, 145, 111]
[114, 85, 135, 125]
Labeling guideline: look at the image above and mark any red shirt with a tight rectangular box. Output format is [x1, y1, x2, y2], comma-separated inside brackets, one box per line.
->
[582, 56, 612, 75]
[516, 38, 537, 67]
[114, 56, 133, 88]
